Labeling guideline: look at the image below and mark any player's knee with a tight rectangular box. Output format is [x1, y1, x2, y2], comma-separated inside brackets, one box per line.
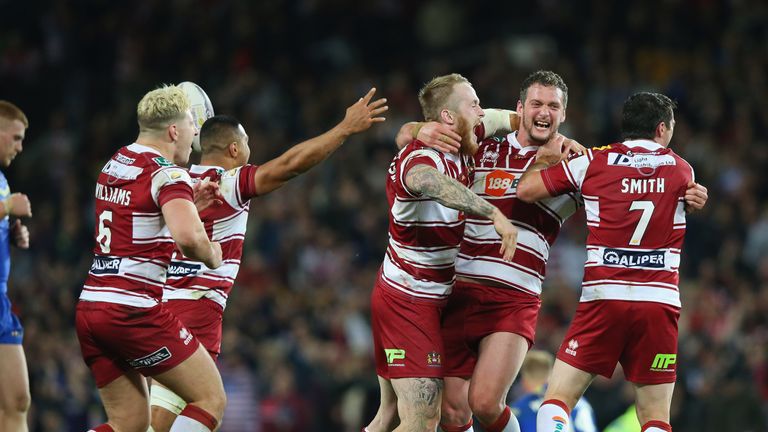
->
[468, 392, 503, 421]
[441, 397, 471, 425]
[2, 389, 31, 414]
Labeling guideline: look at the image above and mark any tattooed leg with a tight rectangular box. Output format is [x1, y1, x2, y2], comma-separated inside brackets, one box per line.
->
[391, 377, 443, 432]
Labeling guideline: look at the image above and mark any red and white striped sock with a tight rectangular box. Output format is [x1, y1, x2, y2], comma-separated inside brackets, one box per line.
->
[169, 404, 218, 432]
[642, 420, 672, 432]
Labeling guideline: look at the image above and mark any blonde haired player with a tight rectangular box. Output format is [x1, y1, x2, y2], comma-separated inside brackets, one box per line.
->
[76, 84, 226, 432]
[0, 100, 33, 432]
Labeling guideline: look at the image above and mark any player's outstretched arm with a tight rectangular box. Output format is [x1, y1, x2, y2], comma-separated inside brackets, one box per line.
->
[253, 87, 387, 195]
[162, 199, 222, 269]
[405, 164, 517, 261]
[395, 122, 461, 153]
[517, 134, 575, 202]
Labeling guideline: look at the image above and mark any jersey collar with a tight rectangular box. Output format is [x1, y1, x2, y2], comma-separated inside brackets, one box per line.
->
[127, 143, 162, 156]
[189, 164, 225, 174]
[507, 132, 540, 156]
[623, 139, 664, 151]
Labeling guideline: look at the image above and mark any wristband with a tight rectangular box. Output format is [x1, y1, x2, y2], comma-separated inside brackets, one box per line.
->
[2, 199, 10, 216]
[412, 123, 424, 139]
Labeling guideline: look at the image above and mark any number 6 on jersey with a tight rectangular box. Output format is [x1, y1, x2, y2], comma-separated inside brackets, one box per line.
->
[96, 210, 113, 253]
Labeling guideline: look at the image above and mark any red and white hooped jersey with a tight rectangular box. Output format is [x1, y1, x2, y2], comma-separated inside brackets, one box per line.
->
[81, 143, 194, 308]
[541, 139, 694, 307]
[380, 140, 473, 300]
[163, 164, 259, 310]
[456, 132, 581, 296]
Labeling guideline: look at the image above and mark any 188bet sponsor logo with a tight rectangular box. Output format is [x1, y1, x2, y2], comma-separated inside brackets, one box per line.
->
[484, 170, 517, 197]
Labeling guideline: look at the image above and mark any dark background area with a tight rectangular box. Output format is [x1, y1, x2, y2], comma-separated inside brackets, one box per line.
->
[0, 0, 766, 430]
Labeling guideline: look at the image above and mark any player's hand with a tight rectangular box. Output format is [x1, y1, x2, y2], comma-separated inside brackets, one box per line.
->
[193, 178, 223, 212]
[510, 111, 521, 131]
[492, 208, 517, 261]
[684, 181, 708, 213]
[417, 122, 462, 153]
[340, 87, 388, 135]
[535, 134, 568, 166]
[10, 220, 28, 249]
[562, 137, 585, 156]
[6, 193, 31, 217]
[205, 241, 223, 269]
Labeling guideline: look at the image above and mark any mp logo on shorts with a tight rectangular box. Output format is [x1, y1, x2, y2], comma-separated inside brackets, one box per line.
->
[426, 351, 442, 368]
[385, 348, 406, 367]
[128, 346, 172, 369]
[650, 353, 677, 372]
[565, 339, 579, 356]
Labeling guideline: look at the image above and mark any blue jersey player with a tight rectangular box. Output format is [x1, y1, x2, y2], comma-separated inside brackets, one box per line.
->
[0, 100, 32, 432]
[511, 350, 597, 432]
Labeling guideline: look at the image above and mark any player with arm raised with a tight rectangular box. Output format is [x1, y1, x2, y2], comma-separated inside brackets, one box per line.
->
[149, 88, 388, 431]
[76, 85, 226, 432]
[0, 101, 32, 432]
[365, 74, 517, 432]
[517, 92, 704, 432]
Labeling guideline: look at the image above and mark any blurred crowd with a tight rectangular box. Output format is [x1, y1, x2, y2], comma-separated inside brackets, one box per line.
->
[1, 0, 767, 431]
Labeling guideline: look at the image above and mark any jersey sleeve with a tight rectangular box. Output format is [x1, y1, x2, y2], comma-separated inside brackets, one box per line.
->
[400, 147, 445, 197]
[540, 154, 591, 196]
[236, 163, 260, 203]
[151, 167, 194, 207]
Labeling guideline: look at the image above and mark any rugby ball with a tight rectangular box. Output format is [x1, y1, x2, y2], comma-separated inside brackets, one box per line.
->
[179, 81, 214, 151]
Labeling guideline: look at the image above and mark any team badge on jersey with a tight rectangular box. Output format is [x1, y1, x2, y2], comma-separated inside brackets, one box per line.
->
[479, 148, 499, 165]
[484, 170, 516, 197]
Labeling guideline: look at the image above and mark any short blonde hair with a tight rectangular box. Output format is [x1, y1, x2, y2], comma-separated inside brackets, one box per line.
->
[136, 85, 190, 131]
[520, 350, 554, 380]
[418, 73, 470, 121]
[0, 101, 29, 128]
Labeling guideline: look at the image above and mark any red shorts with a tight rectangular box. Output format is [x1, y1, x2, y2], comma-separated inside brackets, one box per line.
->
[557, 300, 680, 384]
[75, 301, 200, 388]
[164, 298, 223, 360]
[442, 280, 540, 377]
[370, 277, 447, 379]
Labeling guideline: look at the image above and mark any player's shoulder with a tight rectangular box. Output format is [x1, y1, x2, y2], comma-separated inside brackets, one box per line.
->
[189, 165, 226, 182]
[399, 140, 445, 163]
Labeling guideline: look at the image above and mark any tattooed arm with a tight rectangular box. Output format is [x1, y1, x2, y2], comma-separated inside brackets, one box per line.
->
[405, 164, 518, 261]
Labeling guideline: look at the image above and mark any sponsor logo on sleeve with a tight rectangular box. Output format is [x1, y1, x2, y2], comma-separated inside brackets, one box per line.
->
[115, 154, 136, 165]
[128, 346, 172, 368]
[603, 248, 665, 268]
[153, 157, 174, 167]
[90, 256, 122, 275]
